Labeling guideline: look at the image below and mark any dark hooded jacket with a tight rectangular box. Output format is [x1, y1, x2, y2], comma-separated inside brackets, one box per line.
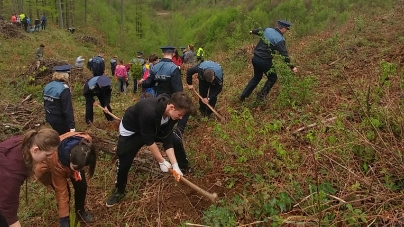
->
[0, 136, 28, 226]
[121, 94, 176, 150]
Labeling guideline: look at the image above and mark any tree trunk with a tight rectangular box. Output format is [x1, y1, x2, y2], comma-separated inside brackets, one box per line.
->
[0, 0, 3, 12]
[57, 0, 64, 29]
[69, 0, 74, 27]
[64, 0, 69, 28]
[84, 0, 87, 24]
[36, 0, 40, 18]
[28, 0, 33, 21]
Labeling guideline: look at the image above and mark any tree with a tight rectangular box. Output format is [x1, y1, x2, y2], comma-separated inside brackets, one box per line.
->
[57, 0, 63, 29]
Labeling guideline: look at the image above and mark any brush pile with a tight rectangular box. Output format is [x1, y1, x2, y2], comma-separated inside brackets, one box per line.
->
[0, 20, 26, 39]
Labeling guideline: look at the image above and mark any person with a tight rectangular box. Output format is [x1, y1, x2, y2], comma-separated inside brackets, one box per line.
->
[75, 56, 85, 68]
[105, 92, 195, 207]
[34, 18, 41, 32]
[21, 16, 28, 32]
[0, 128, 60, 227]
[110, 55, 117, 76]
[183, 44, 195, 64]
[68, 27, 75, 34]
[90, 52, 105, 77]
[131, 51, 145, 93]
[141, 54, 158, 99]
[187, 61, 223, 118]
[26, 16, 30, 27]
[43, 65, 75, 135]
[196, 46, 205, 62]
[114, 60, 128, 94]
[180, 47, 187, 62]
[11, 14, 17, 24]
[172, 49, 183, 68]
[140, 46, 189, 136]
[34, 131, 96, 227]
[239, 20, 298, 102]
[83, 75, 114, 124]
[40, 14, 46, 30]
[35, 44, 45, 68]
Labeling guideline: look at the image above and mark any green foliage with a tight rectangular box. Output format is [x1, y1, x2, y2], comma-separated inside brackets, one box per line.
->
[130, 63, 144, 80]
[202, 205, 238, 227]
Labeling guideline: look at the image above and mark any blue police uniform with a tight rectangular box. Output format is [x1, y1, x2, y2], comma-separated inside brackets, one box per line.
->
[90, 56, 105, 77]
[43, 65, 75, 135]
[240, 20, 295, 102]
[83, 75, 114, 124]
[186, 61, 223, 117]
[141, 47, 183, 96]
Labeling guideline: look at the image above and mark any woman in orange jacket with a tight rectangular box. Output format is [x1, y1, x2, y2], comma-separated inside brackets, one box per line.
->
[35, 132, 96, 227]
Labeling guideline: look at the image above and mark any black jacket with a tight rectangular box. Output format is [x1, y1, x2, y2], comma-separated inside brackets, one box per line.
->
[83, 80, 112, 107]
[252, 27, 294, 68]
[91, 56, 105, 76]
[43, 80, 75, 129]
[186, 64, 223, 99]
[121, 94, 176, 150]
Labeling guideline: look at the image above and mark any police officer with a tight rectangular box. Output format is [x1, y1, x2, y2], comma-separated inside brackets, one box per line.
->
[43, 65, 75, 135]
[90, 52, 105, 77]
[240, 20, 298, 102]
[187, 61, 223, 118]
[139, 46, 189, 136]
[83, 75, 114, 124]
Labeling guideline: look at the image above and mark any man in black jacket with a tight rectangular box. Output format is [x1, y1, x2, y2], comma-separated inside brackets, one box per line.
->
[240, 20, 298, 102]
[90, 52, 105, 77]
[186, 61, 223, 118]
[106, 92, 195, 207]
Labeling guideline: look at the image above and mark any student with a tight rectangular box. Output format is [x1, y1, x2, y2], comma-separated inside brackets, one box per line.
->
[83, 75, 114, 124]
[114, 60, 128, 94]
[106, 92, 195, 207]
[43, 65, 75, 135]
[186, 61, 223, 118]
[34, 132, 96, 227]
[0, 128, 60, 227]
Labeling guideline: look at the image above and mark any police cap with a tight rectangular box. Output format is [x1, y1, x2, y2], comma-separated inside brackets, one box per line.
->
[97, 75, 111, 88]
[180, 47, 186, 50]
[137, 51, 143, 55]
[53, 64, 72, 72]
[160, 46, 176, 53]
[277, 20, 292, 30]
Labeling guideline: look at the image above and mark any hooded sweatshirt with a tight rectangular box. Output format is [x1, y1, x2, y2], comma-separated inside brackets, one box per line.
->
[0, 136, 28, 226]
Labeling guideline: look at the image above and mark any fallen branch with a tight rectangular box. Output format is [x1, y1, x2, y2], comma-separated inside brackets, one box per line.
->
[185, 223, 210, 227]
[293, 116, 337, 134]
[20, 94, 33, 104]
[328, 56, 346, 66]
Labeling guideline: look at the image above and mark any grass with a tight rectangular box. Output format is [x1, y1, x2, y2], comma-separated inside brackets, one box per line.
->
[1, 3, 404, 226]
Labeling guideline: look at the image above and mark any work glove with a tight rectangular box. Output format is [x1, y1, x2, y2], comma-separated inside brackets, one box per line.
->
[172, 163, 183, 176]
[59, 216, 70, 227]
[159, 160, 172, 172]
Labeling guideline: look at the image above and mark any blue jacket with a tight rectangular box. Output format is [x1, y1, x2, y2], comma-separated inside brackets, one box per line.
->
[186, 61, 223, 99]
[43, 80, 75, 129]
[142, 58, 182, 96]
[83, 76, 112, 106]
[90, 56, 105, 76]
[251, 27, 294, 68]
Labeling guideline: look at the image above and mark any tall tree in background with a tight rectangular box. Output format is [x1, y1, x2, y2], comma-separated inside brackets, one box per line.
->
[57, 0, 64, 29]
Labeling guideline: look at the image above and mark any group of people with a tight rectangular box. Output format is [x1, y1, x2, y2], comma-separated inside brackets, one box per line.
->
[0, 19, 297, 227]
[11, 13, 47, 33]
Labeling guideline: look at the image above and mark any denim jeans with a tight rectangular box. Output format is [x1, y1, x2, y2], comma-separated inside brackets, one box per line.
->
[241, 55, 278, 100]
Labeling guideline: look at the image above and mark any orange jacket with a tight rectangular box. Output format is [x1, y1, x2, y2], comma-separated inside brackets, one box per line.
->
[34, 132, 92, 218]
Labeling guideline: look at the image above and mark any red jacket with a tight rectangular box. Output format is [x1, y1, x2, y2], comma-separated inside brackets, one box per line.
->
[0, 136, 28, 226]
[172, 56, 183, 67]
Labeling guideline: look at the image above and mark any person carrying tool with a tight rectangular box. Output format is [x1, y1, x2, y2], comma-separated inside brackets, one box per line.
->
[239, 20, 298, 102]
[43, 65, 75, 135]
[105, 92, 195, 207]
[83, 75, 114, 124]
[34, 132, 96, 227]
[187, 61, 223, 118]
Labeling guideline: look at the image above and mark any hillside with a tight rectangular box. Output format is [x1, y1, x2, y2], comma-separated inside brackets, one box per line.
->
[0, 0, 404, 227]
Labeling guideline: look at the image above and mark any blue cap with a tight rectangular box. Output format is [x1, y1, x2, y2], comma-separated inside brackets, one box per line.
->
[97, 75, 111, 88]
[53, 64, 72, 72]
[160, 46, 176, 53]
[277, 20, 292, 30]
